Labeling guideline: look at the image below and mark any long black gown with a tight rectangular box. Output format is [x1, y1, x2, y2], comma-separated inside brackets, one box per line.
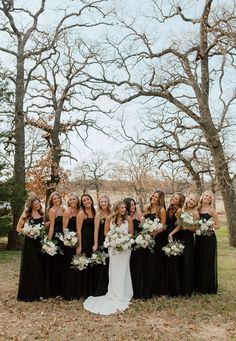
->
[194, 212, 218, 294]
[179, 225, 194, 296]
[44, 215, 64, 298]
[130, 218, 146, 298]
[62, 216, 77, 300]
[17, 217, 45, 301]
[75, 217, 95, 298]
[139, 213, 157, 299]
[163, 211, 182, 297]
[93, 218, 109, 296]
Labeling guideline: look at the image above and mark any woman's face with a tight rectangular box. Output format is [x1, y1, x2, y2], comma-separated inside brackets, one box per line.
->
[99, 197, 109, 210]
[52, 194, 61, 206]
[32, 199, 41, 211]
[130, 200, 136, 213]
[151, 192, 159, 205]
[68, 195, 78, 208]
[202, 192, 212, 205]
[171, 194, 180, 206]
[118, 203, 126, 215]
[187, 195, 198, 208]
[82, 196, 92, 208]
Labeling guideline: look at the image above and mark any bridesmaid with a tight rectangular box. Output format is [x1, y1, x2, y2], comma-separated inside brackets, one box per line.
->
[164, 192, 185, 297]
[124, 197, 143, 298]
[169, 193, 199, 296]
[92, 195, 111, 296]
[45, 191, 65, 298]
[76, 193, 96, 298]
[143, 190, 166, 298]
[62, 192, 80, 300]
[17, 194, 45, 301]
[194, 190, 220, 294]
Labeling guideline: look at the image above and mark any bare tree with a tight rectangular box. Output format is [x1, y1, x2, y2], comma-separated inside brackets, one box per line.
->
[0, 0, 108, 249]
[88, 0, 236, 245]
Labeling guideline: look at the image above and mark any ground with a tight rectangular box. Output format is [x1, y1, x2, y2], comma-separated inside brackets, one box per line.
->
[0, 219, 236, 341]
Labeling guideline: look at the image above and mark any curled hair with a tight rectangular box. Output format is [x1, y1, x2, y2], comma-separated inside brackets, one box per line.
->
[183, 193, 200, 211]
[144, 190, 166, 219]
[112, 200, 127, 225]
[123, 197, 136, 215]
[22, 193, 43, 222]
[67, 192, 80, 210]
[81, 193, 96, 217]
[199, 190, 215, 209]
[98, 195, 112, 214]
[47, 191, 62, 210]
[167, 192, 185, 217]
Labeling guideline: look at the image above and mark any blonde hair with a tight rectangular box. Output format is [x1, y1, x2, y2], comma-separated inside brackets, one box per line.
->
[199, 190, 215, 209]
[98, 195, 112, 213]
[67, 192, 80, 209]
[47, 191, 62, 210]
[183, 193, 200, 211]
[111, 200, 127, 225]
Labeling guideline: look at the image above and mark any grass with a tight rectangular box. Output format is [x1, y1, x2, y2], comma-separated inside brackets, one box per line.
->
[0, 224, 236, 341]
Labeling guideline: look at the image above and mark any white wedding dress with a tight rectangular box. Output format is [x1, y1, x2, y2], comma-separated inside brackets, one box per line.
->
[83, 221, 133, 315]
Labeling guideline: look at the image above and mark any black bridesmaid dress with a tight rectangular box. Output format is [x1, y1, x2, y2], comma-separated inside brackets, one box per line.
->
[194, 213, 218, 294]
[44, 215, 64, 298]
[179, 226, 194, 296]
[163, 211, 182, 297]
[62, 216, 78, 300]
[152, 220, 166, 296]
[17, 217, 45, 301]
[130, 218, 147, 298]
[93, 218, 109, 296]
[75, 217, 95, 298]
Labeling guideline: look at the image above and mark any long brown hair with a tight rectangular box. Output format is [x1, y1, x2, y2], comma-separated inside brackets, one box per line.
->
[167, 192, 185, 217]
[81, 193, 96, 217]
[144, 190, 166, 219]
[22, 194, 44, 222]
[111, 200, 127, 225]
[98, 195, 112, 214]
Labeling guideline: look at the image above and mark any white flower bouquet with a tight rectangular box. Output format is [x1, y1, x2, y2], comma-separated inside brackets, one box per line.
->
[178, 212, 197, 230]
[195, 218, 215, 236]
[71, 254, 91, 271]
[41, 236, 58, 256]
[56, 229, 78, 247]
[141, 217, 164, 234]
[162, 240, 185, 257]
[134, 231, 155, 252]
[90, 250, 108, 266]
[21, 220, 45, 240]
[103, 228, 135, 254]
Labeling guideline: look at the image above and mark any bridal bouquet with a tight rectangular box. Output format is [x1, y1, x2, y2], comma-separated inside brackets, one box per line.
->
[162, 240, 185, 257]
[141, 217, 164, 234]
[41, 236, 58, 256]
[103, 228, 135, 254]
[71, 254, 91, 271]
[195, 218, 215, 236]
[90, 250, 108, 266]
[134, 231, 155, 252]
[56, 229, 78, 247]
[21, 220, 45, 240]
[178, 212, 197, 230]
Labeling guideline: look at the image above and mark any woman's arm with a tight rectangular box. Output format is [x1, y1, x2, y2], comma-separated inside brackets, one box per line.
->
[63, 209, 70, 231]
[48, 208, 56, 240]
[127, 216, 134, 236]
[76, 211, 84, 255]
[209, 208, 220, 229]
[157, 207, 166, 235]
[93, 212, 101, 252]
[168, 208, 182, 240]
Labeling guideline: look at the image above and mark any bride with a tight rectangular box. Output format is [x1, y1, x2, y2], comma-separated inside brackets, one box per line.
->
[83, 200, 134, 315]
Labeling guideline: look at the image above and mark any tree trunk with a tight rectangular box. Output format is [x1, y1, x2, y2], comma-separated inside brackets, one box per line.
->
[203, 124, 236, 246]
[7, 54, 25, 250]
